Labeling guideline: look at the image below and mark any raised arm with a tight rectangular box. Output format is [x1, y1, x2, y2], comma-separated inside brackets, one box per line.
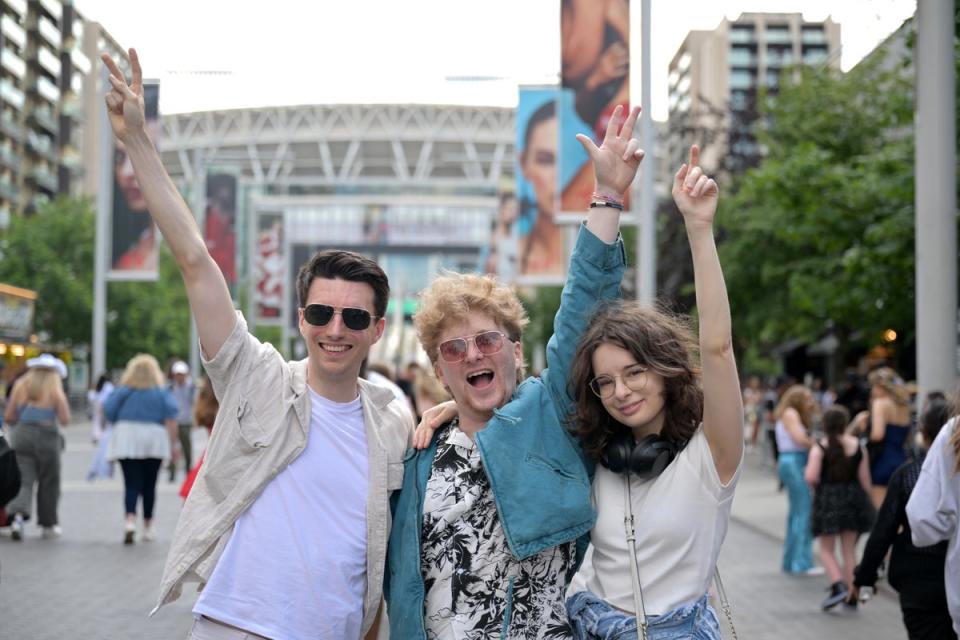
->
[672, 146, 743, 483]
[577, 104, 643, 243]
[101, 49, 235, 359]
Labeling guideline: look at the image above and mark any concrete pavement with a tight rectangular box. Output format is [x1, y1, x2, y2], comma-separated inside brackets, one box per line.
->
[0, 423, 912, 639]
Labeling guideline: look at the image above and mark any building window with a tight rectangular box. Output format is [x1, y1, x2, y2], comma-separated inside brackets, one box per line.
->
[803, 46, 829, 65]
[730, 25, 755, 44]
[729, 46, 756, 67]
[765, 25, 791, 44]
[802, 26, 826, 44]
[729, 69, 755, 90]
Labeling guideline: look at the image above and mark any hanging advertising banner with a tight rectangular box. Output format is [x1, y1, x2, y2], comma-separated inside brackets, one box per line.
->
[559, 0, 630, 215]
[515, 87, 565, 284]
[481, 186, 519, 283]
[108, 82, 160, 280]
[205, 172, 238, 295]
[254, 210, 284, 323]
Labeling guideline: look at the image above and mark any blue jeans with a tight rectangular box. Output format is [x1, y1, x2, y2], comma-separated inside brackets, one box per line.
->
[567, 591, 721, 640]
[778, 451, 813, 573]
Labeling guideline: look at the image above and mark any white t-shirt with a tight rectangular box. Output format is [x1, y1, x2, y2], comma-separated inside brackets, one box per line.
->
[194, 387, 369, 640]
[582, 427, 740, 615]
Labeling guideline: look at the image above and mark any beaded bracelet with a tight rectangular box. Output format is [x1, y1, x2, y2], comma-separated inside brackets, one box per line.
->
[589, 201, 624, 211]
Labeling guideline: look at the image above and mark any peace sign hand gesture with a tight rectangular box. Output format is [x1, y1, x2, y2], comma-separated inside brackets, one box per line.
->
[100, 48, 145, 142]
[672, 145, 719, 229]
[575, 104, 645, 197]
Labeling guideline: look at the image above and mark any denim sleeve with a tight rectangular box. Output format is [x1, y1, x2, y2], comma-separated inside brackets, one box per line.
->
[162, 390, 179, 420]
[541, 224, 626, 424]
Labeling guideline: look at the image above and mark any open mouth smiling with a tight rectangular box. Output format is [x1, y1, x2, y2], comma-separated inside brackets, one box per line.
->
[466, 369, 495, 387]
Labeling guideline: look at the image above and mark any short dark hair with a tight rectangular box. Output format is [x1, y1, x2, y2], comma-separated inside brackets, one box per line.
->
[296, 250, 389, 318]
[921, 398, 952, 445]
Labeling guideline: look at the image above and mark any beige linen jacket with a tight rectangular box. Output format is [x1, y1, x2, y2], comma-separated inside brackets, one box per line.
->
[152, 312, 413, 637]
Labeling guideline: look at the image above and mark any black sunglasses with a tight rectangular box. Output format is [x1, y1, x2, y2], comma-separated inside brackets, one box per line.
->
[302, 304, 378, 331]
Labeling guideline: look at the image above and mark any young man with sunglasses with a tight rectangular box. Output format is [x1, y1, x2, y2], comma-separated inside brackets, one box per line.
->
[385, 105, 644, 638]
[101, 50, 413, 639]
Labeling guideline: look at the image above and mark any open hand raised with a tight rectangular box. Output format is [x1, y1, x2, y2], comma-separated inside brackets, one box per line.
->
[100, 48, 145, 142]
[575, 104, 645, 197]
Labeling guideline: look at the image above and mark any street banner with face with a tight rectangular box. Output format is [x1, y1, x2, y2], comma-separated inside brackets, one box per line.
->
[559, 0, 630, 215]
[108, 82, 160, 280]
[205, 173, 238, 294]
[515, 87, 564, 284]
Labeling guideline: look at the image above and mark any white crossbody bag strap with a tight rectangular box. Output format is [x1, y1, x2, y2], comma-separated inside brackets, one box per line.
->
[623, 474, 649, 640]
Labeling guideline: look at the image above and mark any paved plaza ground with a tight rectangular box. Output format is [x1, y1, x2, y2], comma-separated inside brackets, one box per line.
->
[0, 424, 913, 639]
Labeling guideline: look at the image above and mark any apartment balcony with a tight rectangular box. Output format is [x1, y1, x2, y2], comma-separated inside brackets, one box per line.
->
[0, 14, 27, 50]
[0, 47, 27, 79]
[24, 131, 57, 163]
[61, 93, 82, 120]
[0, 114, 23, 141]
[27, 165, 59, 193]
[28, 104, 58, 134]
[0, 145, 21, 172]
[0, 77, 25, 110]
[0, 179, 20, 203]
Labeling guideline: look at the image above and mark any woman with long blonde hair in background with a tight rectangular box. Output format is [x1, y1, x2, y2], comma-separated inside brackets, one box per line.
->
[104, 354, 178, 544]
[776, 384, 818, 574]
[4, 355, 71, 540]
[862, 367, 912, 508]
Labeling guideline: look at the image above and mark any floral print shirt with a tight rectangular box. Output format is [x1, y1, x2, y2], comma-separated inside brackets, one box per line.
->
[421, 421, 577, 639]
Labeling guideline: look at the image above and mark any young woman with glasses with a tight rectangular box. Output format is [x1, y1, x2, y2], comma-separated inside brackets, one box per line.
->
[564, 145, 743, 639]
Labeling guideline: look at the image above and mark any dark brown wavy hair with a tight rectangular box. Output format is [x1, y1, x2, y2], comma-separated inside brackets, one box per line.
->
[569, 300, 703, 463]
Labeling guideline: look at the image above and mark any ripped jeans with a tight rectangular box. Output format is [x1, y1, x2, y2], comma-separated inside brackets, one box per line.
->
[567, 591, 722, 640]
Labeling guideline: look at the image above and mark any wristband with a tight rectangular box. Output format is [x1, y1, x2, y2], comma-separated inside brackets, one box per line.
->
[589, 201, 623, 211]
[591, 192, 624, 206]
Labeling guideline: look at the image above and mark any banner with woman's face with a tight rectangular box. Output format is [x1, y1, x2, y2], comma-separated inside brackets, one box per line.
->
[515, 87, 565, 284]
[108, 83, 160, 280]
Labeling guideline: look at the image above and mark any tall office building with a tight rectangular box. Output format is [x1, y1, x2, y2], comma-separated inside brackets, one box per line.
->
[0, 0, 122, 225]
[667, 13, 841, 174]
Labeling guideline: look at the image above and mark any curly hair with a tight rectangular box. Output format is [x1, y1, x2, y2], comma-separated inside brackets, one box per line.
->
[414, 272, 529, 379]
[569, 300, 703, 463]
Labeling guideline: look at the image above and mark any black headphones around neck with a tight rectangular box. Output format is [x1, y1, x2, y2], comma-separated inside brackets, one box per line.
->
[602, 431, 682, 479]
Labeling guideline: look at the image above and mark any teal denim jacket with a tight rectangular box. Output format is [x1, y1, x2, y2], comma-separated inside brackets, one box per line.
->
[385, 224, 626, 639]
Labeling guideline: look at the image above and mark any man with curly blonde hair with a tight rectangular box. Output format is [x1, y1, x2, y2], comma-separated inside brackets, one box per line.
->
[386, 105, 644, 639]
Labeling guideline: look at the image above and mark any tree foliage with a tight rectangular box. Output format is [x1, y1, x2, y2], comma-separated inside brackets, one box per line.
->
[0, 197, 95, 348]
[718, 53, 918, 361]
[0, 197, 192, 373]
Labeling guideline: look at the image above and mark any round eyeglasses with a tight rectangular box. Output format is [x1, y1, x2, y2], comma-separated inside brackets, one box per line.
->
[589, 365, 650, 399]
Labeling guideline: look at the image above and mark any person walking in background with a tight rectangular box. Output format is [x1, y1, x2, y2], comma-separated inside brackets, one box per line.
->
[907, 400, 960, 637]
[104, 354, 178, 544]
[804, 405, 875, 611]
[4, 355, 71, 541]
[179, 375, 218, 500]
[86, 373, 117, 481]
[776, 384, 819, 575]
[857, 367, 913, 509]
[89, 373, 114, 445]
[166, 360, 195, 482]
[854, 398, 955, 639]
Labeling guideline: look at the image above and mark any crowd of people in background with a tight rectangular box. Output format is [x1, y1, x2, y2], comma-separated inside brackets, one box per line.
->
[742, 364, 960, 638]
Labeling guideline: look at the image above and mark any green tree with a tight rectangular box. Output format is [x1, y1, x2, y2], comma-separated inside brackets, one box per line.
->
[0, 197, 95, 347]
[719, 54, 917, 365]
[106, 244, 191, 371]
[0, 197, 193, 372]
